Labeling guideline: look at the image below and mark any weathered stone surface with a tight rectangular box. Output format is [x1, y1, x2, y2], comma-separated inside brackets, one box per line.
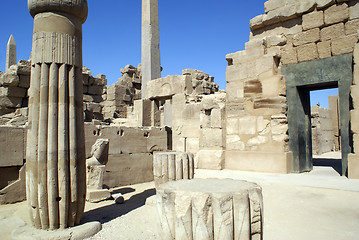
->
[146, 75, 192, 99]
[345, 19, 359, 35]
[324, 3, 349, 25]
[0, 86, 26, 98]
[19, 74, 30, 89]
[332, 34, 358, 56]
[253, 97, 287, 109]
[6, 35, 16, 71]
[249, 14, 265, 30]
[156, 179, 263, 240]
[297, 43, 319, 62]
[264, 0, 286, 13]
[86, 189, 111, 203]
[316, 0, 336, 9]
[350, 0, 359, 20]
[0, 164, 26, 204]
[348, 154, 359, 179]
[293, 28, 320, 46]
[153, 152, 194, 187]
[320, 23, 345, 41]
[0, 126, 25, 167]
[196, 150, 224, 170]
[281, 45, 298, 65]
[317, 41, 332, 59]
[302, 11, 324, 30]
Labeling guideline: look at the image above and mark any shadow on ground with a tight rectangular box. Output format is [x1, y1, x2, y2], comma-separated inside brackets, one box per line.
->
[81, 188, 156, 224]
[313, 158, 342, 175]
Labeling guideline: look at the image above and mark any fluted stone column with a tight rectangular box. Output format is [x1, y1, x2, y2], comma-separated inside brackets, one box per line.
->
[26, 0, 88, 230]
[157, 179, 263, 240]
[141, 0, 161, 99]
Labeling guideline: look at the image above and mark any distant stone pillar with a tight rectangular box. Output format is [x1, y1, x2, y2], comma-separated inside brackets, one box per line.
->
[141, 0, 161, 99]
[26, 0, 88, 230]
[6, 34, 16, 70]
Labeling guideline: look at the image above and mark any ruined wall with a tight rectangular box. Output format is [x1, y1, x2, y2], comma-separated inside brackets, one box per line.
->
[225, 0, 359, 174]
[311, 106, 335, 155]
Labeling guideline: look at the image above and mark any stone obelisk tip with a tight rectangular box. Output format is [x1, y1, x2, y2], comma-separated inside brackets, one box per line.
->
[6, 34, 16, 70]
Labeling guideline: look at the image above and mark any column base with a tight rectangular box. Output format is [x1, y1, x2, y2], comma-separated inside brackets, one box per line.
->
[11, 221, 101, 240]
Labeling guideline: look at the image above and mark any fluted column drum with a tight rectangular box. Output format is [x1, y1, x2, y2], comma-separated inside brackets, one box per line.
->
[26, 0, 88, 230]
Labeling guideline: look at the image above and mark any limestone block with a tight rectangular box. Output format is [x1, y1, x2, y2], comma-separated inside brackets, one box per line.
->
[280, 45, 298, 65]
[0, 126, 25, 167]
[0, 164, 26, 204]
[351, 109, 359, 134]
[354, 134, 359, 153]
[332, 34, 358, 56]
[351, 85, 359, 108]
[296, 0, 317, 15]
[350, 0, 359, 20]
[226, 118, 239, 135]
[324, 3, 349, 25]
[226, 103, 246, 118]
[226, 135, 245, 151]
[345, 19, 359, 35]
[253, 96, 287, 110]
[316, 0, 336, 9]
[244, 79, 262, 97]
[86, 102, 102, 113]
[348, 154, 359, 179]
[247, 136, 269, 149]
[103, 153, 153, 188]
[302, 11, 324, 30]
[1, 72, 19, 87]
[146, 75, 193, 99]
[156, 179, 263, 240]
[18, 74, 30, 89]
[225, 151, 292, 173]
[17, 60, 31, 75]
[153, 152, 194, 187]
[86, 165, 105, 190]
[265, 35, 287, 47]
[201, 93, 226, 110]
[260, 74, 285, 97]
[0, 96, 22, 109]
[317, 41, 332, 58]
[86, 189, 111, 203]
[249, 14, 265, 30]
[255, 55, 275, 75]
[293, 28, 320, 46]
[266, 46, 282, 57]
[199, 128, 224, 148]
[262, 5, 297, 26]
[264, 0, 285, 13]
[226, 47, 264, 65]
[88, 85, 103, 96]
[297, 43, 319, 62]
[239, 116, 258, 135]
[226, 81, 244, 102]
[186, 138, 199, 154]
[0, 86, 26, 98]
[320, 23, 345, 41]
[83, 94, 102, 103]
[210, 108, 225, 128]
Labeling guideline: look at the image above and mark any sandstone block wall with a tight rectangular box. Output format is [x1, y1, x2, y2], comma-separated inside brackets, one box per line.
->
[311, 106, 335, 155]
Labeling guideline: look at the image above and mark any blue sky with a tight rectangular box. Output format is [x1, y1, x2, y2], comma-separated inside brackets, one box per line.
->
[0, 0, 335, 108]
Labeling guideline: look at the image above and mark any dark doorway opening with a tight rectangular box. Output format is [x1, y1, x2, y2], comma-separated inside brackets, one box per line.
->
[282, 54, 353, 176]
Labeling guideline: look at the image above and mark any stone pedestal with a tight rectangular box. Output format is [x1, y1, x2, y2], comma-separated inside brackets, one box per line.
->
[153, 152, 194, 187]
[26, 0, 89, 230]
[156, 179, 263, 240]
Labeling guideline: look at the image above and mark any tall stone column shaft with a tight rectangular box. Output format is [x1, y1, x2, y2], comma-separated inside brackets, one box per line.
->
[26, 0, 88, 230]
[6, 34, 16, 70]
[141, 0, 161, 99]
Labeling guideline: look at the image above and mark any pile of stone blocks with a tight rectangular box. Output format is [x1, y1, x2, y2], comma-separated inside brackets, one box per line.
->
[311, 106, 335, 155]
[0, 60, 30, 115]
[82, 67, 107, 122]
[197, 92, 226, 169]
[102, 65, 141, 119]
[182, 69, 219, 95]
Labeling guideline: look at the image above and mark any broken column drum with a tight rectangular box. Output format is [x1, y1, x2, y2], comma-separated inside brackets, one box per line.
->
[157, 179, 263, 240]
[26, 0, 88, 230]
[153, 152, 194, 187]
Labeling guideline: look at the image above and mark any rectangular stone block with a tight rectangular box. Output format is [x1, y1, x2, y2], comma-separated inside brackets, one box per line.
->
[350, 0, 359, 20]
[297, 43, 319, 62]
[324, 3, 349, 25]
[226, 135, 245, 151]
[0, 96, 22, 108]
[348, 154, 359, 179]
[293, 28, 320, 46]
[317, 41, 332, 59]
[146, 75, 193, 99]
[18, 75, 30, 89]
[332, 34, 358, 56]
[199, 128, 224, 148]
[0, 126, 25, 167]
[225, 151, 292, 173]
[197, 150, 224, 170]
[280, 45, 298, 65]
[226, 81, 244, 102]
[264, 0, 285, 13]
[1, 73, 19, 87]
[226, 64, 248, 83]
[103, 153, 153, 188]
[345, 19, 359, 35]
[351, 109, 359, 134]
[316, 0, 336, 10]
[88, 85, 103, 96]
[302, 11, 324, 30]
[0, 87, 27, 98]
[253, 97, 286, 110]
[321, 23, 345, 41]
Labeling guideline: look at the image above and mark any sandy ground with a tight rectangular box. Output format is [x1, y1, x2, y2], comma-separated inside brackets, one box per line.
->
[1, 152, 359, 240]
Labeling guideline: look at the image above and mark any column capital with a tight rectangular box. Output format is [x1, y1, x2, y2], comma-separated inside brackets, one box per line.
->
[28, 0, 88, 23]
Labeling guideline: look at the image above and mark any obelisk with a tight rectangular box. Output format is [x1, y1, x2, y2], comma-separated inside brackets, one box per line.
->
[27, 0, 88, 230]
[141, 0, 161, 99]
[6, 34, 16, 70]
